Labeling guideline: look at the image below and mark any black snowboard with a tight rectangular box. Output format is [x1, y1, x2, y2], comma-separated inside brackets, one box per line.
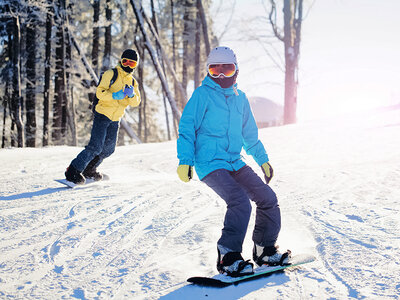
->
[187, 254, 315, 287]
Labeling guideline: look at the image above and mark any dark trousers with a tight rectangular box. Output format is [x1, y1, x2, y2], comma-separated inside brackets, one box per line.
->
[202, 165, 281, 252]
[71, 111, 120, 172]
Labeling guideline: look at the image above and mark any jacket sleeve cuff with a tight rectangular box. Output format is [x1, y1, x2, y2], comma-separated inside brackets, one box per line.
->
[179, 159, 194, 166]
[255, 154, 269, 166]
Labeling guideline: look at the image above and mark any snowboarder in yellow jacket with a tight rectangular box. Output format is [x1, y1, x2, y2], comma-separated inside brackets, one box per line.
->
[65, 49, 141, 184]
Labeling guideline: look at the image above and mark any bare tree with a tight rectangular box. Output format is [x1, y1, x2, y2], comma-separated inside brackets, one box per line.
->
[11, 9, 24, 147]
[102, 0, 112, 72]
[197, 0, 211, 55]
[43, 0, 53, 146]
[150, 0, 171, 140]
[0, 0, 219, 147]
[25, 5, 37, 147]
[2, 29, 12, 148]
[194, 7, 201, 89]
[52, 0, 67, 144]
[269, 0, 303, 124]
[134, 34, 148, 142]
[130, 0, 182, 124]
[65, 2, 76, 146]
[181, 0, 194, 108]
[92, 0, 100, 77]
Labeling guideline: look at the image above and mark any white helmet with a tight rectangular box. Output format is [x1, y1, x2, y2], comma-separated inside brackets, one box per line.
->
[207, 46, 238, 66]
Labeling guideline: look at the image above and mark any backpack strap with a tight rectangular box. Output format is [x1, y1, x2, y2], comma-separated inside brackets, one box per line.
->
[97, 68, 118, 88]
[109, 68, 118, 87]
[91, 68, 119, 112]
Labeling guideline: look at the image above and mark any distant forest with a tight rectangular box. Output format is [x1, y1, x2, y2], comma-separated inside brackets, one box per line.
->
[0, 0, 219, 148]
[0, 0, 304, 148]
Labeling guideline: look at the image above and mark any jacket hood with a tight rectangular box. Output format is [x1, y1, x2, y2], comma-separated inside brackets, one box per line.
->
[201, 75, 238, 96]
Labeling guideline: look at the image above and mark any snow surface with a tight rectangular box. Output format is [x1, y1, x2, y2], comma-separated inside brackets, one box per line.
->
[1, 108, 400, 299]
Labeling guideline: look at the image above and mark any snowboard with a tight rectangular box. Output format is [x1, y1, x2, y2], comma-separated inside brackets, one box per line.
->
[55, 174, 109, 188]
[187, 254, 315, 287]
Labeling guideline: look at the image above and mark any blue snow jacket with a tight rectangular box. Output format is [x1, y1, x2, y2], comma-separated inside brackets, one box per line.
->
[177, 76, 269, 180]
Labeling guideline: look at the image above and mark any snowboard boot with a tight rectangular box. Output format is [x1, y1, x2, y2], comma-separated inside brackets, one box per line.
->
[65, 164, 85, 185]
[82, 156, 103, 181]
[217, 247, 253, 277]
[253, 244, 291, 267]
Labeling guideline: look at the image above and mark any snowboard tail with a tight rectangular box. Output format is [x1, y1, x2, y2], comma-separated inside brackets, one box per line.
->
[55, 174, 109, 188]
[187, 254, 315, 287]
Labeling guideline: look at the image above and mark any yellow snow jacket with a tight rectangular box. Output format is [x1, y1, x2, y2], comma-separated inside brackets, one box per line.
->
[95, 65, 141, 121]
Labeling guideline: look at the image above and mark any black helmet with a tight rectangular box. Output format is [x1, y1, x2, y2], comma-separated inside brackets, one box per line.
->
[120, 49, 139, 73]
[121, 49, 139, 61]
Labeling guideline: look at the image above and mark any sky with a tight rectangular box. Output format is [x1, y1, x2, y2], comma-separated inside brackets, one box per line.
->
[213, 0, 400, 121]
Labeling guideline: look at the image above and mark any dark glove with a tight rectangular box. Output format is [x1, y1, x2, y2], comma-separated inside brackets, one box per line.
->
[124, 85, 135, 98]
[261, 162, 274, 184]
[112, 90, 125, 100]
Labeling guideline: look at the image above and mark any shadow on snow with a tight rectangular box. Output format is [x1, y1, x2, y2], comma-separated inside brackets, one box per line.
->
[0, 187, 67, 201]
[160, 272, 290, 300]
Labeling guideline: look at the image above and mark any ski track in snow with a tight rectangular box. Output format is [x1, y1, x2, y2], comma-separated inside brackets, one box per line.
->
[1, 108, 400, 299]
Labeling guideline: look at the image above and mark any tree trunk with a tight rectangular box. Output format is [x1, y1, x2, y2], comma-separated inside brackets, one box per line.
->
[52, 0, 67, 144]
[121, 119, 142, 143]
[194, 8, 201, 89]
[282, 0, 302, 124]
[181, 0, 192, 108]
[25, 7, 37, 147]
[92, 0, 100, 77]
[64, 9, 77, 146]
[2, 94, 6, 148]
[197, 0, 210, 55]
[43, 0, 53, 146]
[135, 38, 147, 142]
[88, 0, 100, 106]
[102, 0, 112, 72]
[3, 30, 12, 148]
[67, 86, 77, 145]
[150, 0, 171, 140]
[2, 74, 10, 148]
[11, 13, 24, 147]
[130, 0, 181, 124]
[170, 0, 179, 124]
[141, 5, 187, 110]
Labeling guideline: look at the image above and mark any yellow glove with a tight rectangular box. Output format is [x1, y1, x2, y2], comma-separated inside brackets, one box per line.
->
[177, 165, 193, 182]
[261, 162, 274, 184]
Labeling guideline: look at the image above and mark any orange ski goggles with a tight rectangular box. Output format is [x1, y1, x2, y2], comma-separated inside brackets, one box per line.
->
[208, 63, 237, 78]
[121, 58, 138, 68]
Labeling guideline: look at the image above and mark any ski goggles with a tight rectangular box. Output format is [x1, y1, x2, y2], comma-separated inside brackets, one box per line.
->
[121, 58, 138, 68]
[208, 63, 237, 78]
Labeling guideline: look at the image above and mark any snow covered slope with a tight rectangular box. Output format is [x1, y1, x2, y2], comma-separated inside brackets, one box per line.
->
[1, 108, 399, 299]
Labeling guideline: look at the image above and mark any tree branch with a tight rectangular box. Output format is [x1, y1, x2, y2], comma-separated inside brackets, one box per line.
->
[268, 0, 284, 42]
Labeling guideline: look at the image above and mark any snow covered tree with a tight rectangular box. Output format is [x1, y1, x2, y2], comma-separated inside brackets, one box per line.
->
[25, 4, 38, 147]
[43, 0, 53, 146]
[0, 0, 217, 147]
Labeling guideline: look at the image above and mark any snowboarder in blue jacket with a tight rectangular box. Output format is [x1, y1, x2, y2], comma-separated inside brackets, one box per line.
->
[176, 46, 290, 277]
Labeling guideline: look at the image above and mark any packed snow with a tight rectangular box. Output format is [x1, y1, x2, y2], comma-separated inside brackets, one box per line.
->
[1, 107, 399, 299]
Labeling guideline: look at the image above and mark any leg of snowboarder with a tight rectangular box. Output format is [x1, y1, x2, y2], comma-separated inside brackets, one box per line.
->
[202, 168, 254, 276]
[66, 111, 117, 184]
[82, 156, 103, 181]
[230, 165, 291, 266]
[203, 165, 290, 275]
[81, 120, 119, 181]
